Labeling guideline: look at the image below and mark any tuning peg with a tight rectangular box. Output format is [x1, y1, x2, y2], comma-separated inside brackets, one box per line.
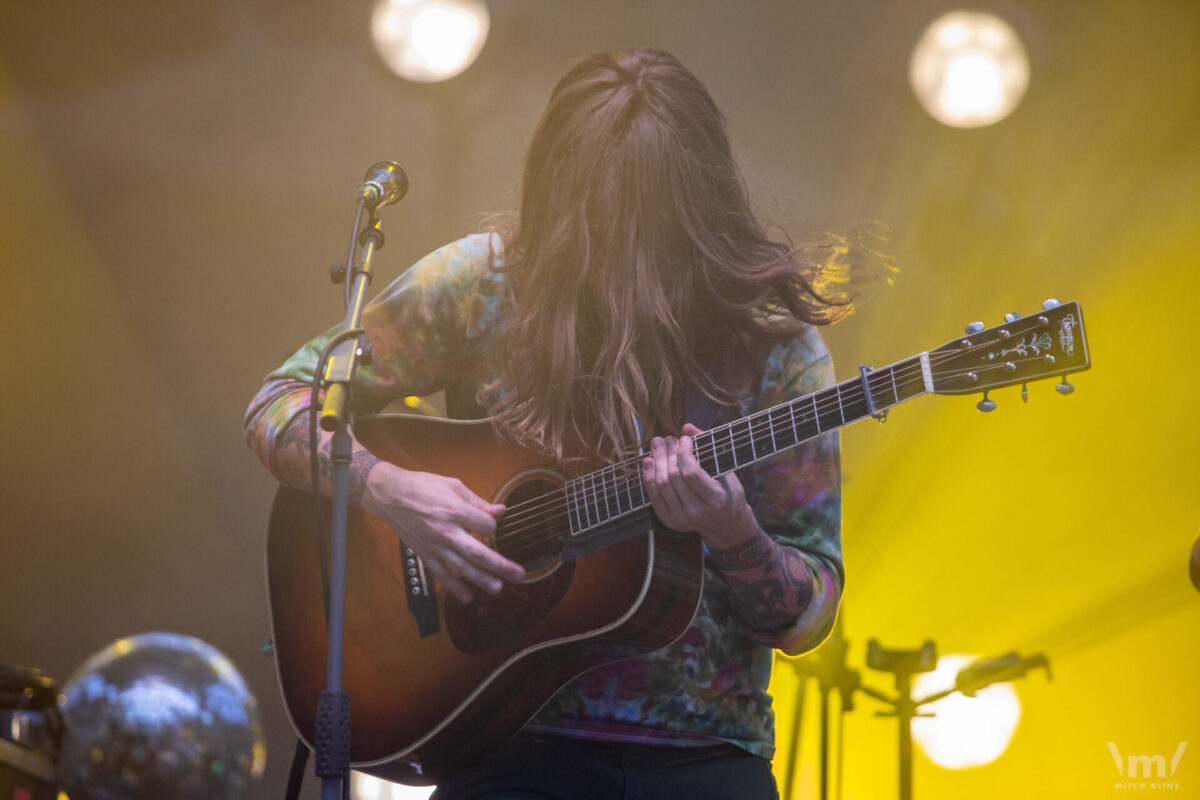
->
[1004, 312, 1023, 323]
[1042, 298, 1062, 310]
[977, 392, 996, 412]
[356, 341, 373, 366]
[965, 321, 985, 334]
[1022, 383, 1029, 403]
[330, 261, 347, 284]
[1056, 377, 1075, 395]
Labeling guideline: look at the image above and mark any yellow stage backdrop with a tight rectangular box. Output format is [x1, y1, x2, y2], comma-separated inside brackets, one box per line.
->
[770, 7, 1200, 796]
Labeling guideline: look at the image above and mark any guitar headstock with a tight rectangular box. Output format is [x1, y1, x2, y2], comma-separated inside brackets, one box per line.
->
[928, 300, 1090, 400]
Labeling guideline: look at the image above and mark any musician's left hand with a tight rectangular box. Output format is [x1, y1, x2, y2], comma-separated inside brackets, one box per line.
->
[642, 423, 760, 549]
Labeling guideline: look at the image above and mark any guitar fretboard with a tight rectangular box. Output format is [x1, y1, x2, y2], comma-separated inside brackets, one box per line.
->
[560, 355, 932, 537]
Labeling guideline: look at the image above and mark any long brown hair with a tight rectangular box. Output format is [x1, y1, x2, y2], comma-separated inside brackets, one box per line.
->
[486, 49, 851, 463]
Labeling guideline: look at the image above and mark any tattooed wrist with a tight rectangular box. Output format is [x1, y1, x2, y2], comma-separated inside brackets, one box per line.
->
[708, 530, 776, 572]
[348, 449, 382, 508]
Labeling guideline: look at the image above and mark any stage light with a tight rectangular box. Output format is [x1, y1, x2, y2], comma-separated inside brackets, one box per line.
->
[911, 654, 1022, 769]
[352, 771, 434, 800]
[909, 11, 1029, 128]
[371, 0, 489, 83]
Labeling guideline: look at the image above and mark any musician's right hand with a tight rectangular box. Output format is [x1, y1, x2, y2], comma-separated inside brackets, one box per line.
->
[362, 463, 526, 603]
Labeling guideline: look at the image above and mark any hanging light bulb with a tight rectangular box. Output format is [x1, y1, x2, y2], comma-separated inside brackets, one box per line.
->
[371, 0, 489, 83]
[910, 11, 1030, 128]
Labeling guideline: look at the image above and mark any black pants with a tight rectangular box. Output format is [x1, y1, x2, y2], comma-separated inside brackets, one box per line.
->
[432, 733, 780, 800]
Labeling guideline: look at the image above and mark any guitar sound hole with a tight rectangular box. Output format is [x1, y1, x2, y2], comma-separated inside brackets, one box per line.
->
[495, 477, 563, 573]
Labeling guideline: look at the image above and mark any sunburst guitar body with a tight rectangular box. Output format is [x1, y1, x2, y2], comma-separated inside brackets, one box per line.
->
[266, 414, 704, 785]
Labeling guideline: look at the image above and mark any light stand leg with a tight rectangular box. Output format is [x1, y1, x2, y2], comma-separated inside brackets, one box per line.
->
[819, 684, 831, 800]
[781, 674, 808, 800]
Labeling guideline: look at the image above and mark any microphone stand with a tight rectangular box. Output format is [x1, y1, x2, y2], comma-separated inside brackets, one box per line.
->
[862, 640, 938, 800]
[862, 642, 1051, 800]
[782, 625, 1052, 800]
[312, 199, 385, 800]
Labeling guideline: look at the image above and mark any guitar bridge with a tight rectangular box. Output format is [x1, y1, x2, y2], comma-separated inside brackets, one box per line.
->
[401, 543, 441, 638]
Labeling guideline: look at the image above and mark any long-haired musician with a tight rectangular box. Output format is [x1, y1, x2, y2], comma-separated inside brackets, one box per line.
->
[246, 48, 850, 799]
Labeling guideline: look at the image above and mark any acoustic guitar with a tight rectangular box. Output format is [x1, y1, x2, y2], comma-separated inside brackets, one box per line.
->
[265, 300, 1090, 784]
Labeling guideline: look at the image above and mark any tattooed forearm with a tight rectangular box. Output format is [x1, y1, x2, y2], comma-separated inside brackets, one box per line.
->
[318, 434, 334, 486]
[778, 547, 816, 612]
[719, 572, 797, 630]
[273, 411, 382, 509]
[710, 529, 816, 632]
[275, 412, 315, 489]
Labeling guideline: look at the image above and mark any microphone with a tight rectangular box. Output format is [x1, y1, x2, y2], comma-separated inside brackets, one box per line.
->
[954, 652, 1051, 696]
[356, 161, 409, 210]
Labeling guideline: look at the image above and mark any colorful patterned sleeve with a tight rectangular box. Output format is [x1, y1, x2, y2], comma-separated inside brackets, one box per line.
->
[242, 233, 502, 476]
[739, 327, 843, 656]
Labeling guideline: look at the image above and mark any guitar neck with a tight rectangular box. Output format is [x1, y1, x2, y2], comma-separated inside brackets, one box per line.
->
[564, 354, 933, 536]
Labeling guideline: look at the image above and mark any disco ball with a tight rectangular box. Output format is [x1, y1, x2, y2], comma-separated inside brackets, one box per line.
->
[59, 632, 266, 800]
[1190, 533, 1200, 593]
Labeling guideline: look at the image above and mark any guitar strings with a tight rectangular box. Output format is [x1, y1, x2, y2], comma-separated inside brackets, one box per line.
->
[488, 349, 1058, 557]
[482, 350, 1056, 563]
[493, 351, 1047, 549]
[490, 349, 1056, 556]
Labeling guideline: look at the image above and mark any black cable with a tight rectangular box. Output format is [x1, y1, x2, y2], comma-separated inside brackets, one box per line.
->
[284, 737, 309, 800]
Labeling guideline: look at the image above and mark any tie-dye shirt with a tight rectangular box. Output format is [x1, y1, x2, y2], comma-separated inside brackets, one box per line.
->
[244, 233, 843, 759]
